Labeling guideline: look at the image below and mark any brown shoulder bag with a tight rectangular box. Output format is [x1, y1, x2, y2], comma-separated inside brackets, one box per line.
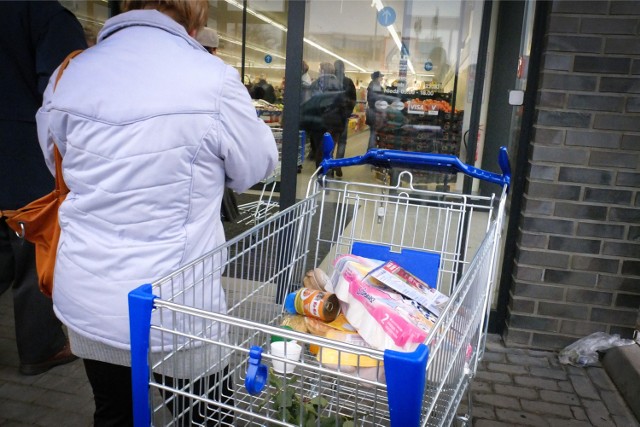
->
[2, 49, 82, 297]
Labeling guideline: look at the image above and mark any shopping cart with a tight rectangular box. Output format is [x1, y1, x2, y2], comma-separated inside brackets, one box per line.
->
[237, 128, 306, 225]
[129, 143, 510, 427]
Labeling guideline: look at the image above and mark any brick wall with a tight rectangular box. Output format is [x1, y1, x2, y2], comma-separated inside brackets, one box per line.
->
[504, 0, 640, 350]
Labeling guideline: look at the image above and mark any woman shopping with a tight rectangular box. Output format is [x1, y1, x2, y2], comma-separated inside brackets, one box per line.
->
[35, 0, 278, 425]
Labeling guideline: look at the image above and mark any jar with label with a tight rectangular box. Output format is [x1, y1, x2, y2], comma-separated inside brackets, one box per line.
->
[284, 288, 340, 322]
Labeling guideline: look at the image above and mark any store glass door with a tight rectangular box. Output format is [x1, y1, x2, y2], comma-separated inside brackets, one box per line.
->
[296, 0, 490, 196]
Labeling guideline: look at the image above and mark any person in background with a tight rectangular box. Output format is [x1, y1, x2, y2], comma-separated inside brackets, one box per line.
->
[366, 70, 384, 150]
[306, 61, 345, 168]
[196, 26, 218, 55]
[0, 0, 86, 376]
[83, 23, 100, 47]
[301, 60, 313, 159]
[36, 0, 278, 425]
[254, 75, 276, 104]
[301, 60, 312, 105]
[332, 60, 357, 178]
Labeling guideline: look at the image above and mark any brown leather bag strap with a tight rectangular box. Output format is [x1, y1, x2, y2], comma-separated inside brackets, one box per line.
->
[52, 49, 82, 195]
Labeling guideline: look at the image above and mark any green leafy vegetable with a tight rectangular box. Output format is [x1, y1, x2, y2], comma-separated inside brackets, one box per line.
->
[266, 368, 352, 426]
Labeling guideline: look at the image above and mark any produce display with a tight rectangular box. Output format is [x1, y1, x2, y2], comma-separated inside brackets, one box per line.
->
[253, 99, 283, 125]
[371, 90, 464, 184]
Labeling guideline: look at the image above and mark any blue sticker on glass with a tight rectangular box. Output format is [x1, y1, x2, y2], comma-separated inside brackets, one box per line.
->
[264, 55, 272, 64]
[401, 43, 410, 57]
[424, 61, 433, 71]
[377, 7, 396, 27]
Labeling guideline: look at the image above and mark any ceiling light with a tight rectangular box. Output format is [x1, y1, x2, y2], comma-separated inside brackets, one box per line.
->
[224, 0, 368, 73]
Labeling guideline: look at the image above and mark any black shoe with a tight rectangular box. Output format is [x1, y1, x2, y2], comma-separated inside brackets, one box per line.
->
[19, 341, 78, 375]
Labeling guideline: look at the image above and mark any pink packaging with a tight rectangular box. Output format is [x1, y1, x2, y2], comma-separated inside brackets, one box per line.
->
[327, 255, 434, 352]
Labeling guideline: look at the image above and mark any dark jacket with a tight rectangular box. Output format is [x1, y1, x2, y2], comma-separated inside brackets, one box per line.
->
[301, 74, 347, 135]
[341, 76, 357, 121]
[0, 1, 86, 209]
[255, 79, 276, 104]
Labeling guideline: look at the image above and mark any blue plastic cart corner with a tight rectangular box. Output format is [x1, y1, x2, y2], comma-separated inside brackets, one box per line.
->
[129, 284, 156, 427]
[385, 343, 430, 427]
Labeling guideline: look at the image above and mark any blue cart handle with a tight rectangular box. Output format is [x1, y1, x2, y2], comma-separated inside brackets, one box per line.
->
[321, 146, 511, 190]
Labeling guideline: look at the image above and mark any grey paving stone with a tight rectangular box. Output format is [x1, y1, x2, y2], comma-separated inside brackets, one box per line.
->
[35, 388, 93, 414]
[475, 370, 513, 384]
[584, 399, 616, 427]
[571, 406, 589, 421]
[587, 366, 617, 391]
[481, 351, 507, 363]
[530, 366, 569, 380]
[514, 375, 560, 391]
[0, 382, 46, 404]
[559, 380, 576, 393]
[529, 349, 557, 357]
[548, 419, 592, 427]
[0, 400, 44, 425]
[0, 421, 33, 427]
[470, 380, 492, 393]
[494, 383, 539, 400]
[612, 413, 640, 427]
[567, 365, 594, 375]
[32, 368, 87, 392]
[475, 420, 514, 427]
[475, 393, 521, 410]
[507, 353, 552, 368]
[540, 389, 581, 405]
[570, 374, 601, 400]
[0, 366, 40, 386]
[468, 404, 497, 420]
[600, 390, 635, 417]
[487, 362, 529, 375]
[35, 408, 93, 427]
[495, 408, 550, 426]
[520, 399, 573, 418]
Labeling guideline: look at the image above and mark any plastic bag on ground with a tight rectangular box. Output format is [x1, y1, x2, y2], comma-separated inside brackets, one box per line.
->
[558, 332, 635, 367]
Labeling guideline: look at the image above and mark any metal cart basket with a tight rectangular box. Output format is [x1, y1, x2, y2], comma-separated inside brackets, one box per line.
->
[237, 128, 306, 225]
[129, 146, 510, 427]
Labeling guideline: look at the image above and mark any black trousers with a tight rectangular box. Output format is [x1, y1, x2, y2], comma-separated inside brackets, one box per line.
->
[83, 359, 234, 427]
[0, 219, 66, 364]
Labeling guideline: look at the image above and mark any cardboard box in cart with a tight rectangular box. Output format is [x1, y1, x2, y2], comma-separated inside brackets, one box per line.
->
[368, 260, 449, 318]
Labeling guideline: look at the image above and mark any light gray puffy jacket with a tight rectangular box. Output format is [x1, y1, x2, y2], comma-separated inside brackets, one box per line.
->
[36, 10, 278, 350]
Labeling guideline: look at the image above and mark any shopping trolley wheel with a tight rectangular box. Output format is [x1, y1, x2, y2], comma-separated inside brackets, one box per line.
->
[245, 346, 268, 395]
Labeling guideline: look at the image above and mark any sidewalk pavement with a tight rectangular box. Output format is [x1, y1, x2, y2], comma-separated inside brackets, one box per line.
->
[463, 334, 639, 427]
[1, 289, 638, 426]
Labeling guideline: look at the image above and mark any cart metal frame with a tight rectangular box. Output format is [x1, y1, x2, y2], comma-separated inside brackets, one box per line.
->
[237, 128, 305, 225]
[129, 146, 510, 427]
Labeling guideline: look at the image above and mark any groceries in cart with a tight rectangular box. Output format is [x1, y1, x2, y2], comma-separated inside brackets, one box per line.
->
[284, 288, 340, 322]
[278, 253, 450, 375]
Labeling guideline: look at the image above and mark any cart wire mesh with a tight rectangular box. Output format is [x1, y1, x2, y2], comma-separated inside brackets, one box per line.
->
[129, 148, 509, 427]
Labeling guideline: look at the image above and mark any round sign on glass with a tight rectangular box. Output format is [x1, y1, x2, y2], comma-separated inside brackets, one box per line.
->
[377, 6, 396, 27]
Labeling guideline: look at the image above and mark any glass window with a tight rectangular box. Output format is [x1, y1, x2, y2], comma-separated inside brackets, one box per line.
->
[298, 0, 488, 193]
[59, 0, 491, 196]
[60, 0, 109, 45]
